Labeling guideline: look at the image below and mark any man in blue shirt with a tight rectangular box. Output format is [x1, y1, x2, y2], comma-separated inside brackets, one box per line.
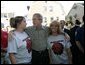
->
[75, 15, 84, 64]
[70, 20, 81, 64]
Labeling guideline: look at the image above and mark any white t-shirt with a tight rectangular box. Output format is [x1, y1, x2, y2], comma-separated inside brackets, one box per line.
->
[7, 31, 32, 64]
[47, 34, 71, 64]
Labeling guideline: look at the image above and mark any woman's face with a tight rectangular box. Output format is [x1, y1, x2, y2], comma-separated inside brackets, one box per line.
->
[32, 15, 42, 27]
[50, 22, 59, 33]
[19, 19, 27, 29]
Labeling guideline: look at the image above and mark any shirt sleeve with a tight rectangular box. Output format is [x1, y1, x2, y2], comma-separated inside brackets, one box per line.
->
[7, 38, 17, 54]
[65, 40, 71, 49]
[24, 27, 32, 37]
[47, 38, 52, 50]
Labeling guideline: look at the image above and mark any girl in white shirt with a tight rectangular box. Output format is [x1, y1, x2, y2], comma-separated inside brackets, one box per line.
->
[47, 20, 72, 64]
[7, 16, 32, 64]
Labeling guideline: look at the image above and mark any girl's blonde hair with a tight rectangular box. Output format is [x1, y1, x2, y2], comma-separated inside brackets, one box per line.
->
[49, 20, 62, 35]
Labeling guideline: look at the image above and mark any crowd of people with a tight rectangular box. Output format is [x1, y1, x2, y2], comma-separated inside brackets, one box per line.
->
[1, 13, 84, 64]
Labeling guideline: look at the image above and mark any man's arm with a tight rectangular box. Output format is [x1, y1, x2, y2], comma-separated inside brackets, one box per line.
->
[66, 48, 72, 64]
[9, 53, 16, 64]
[75, 28, 84, 54]
[24, 26, 32, 36]
[8, 36, 17, 64]
[76, 41, 84, 54]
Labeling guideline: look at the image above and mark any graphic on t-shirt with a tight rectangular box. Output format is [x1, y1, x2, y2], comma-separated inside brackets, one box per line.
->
[24, 37, 32, 53]
[51, 40, 64, 55]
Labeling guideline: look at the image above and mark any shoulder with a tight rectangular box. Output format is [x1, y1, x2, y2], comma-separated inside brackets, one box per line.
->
[42, 26, 49, 29]
[47, 35, 54, 43]
[64, 28, 70, 32]
[1, 31, 8, 37]
[24, 26, 33, 33]
[70, 26, 75, 31]
[76, 27, 81, 32]
[76, 26, 84, 35]
[25, 26, 33, 30]
[42, 26, 50, 33]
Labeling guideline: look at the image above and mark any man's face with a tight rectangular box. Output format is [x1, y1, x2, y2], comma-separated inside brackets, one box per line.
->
[60, 21, 65, 29]
[32, 15, 42, 27]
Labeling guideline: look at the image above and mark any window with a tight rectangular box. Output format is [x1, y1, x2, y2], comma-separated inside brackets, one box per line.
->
[4, 13, 7, 18]
[1, 13, 4, 18]
[8, 13, 14, 18]
[72, 5, 77, 9]
[56, 17, 59, 21]
[27, 6, 30, 11]
[74, 14, 77, 18]
[50, 17, 53, 22]
[44, 17, 47, 23]
[43, 6, 47, 11]
[45, 1, 47, 3]
[81, 3, 84, 6]
[49, 6, 53, 12]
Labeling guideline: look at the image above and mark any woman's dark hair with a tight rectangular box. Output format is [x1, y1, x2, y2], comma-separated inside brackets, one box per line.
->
[10, 16, 25, 28]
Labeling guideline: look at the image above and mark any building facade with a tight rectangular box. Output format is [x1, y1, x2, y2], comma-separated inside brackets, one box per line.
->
[28, 1, 65, 26]
[65, 3, 84, 24]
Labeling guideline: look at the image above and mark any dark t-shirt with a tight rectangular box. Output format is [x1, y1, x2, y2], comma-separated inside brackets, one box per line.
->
[75, 25, 84, 49]
[64, 28, 70, 36]
[70, 26, 80, 46]
[70, 26, 81, 55]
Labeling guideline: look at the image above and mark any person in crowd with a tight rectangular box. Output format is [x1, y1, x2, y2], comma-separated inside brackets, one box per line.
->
[60, 20, 71, 36]
[70, 19, 81, 64]
[25, 13, 50, 64]
[75, 16, 84, 64]
[1, 23, 11, 64]
[47, 20, 72, 64]
[7, 16, 32, 64]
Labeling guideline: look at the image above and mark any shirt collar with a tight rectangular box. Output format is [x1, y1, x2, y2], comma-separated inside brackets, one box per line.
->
[33, 25, 45, 30]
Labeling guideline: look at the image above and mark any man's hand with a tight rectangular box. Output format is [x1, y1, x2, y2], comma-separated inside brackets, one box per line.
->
[76, 41, 84, 54]
[65, 33, 70, 41]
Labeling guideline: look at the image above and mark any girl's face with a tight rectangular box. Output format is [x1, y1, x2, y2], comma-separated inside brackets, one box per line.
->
[50, 22, 59, 33]
[32, 15, 42, 27]
[18, 19, 27, 29]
